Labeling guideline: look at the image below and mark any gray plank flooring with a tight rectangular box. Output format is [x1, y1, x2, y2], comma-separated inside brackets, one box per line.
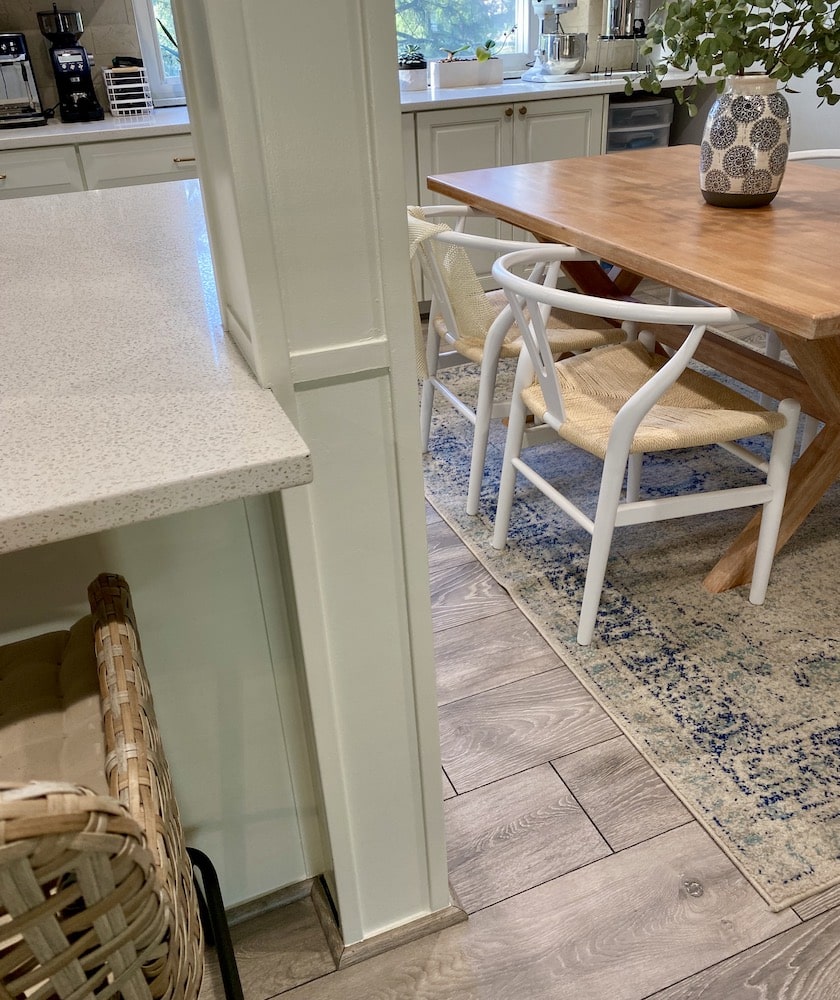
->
[200, 504, 840, 1000]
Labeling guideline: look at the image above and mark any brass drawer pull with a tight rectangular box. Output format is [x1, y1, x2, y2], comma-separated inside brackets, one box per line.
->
[504, 107, 513, 117]
[172, 156, 196, 164]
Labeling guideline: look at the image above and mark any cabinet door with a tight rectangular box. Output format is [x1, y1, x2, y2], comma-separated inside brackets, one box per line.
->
[513, 95, 606, 164]
[79, 134, 198, 189]
[0, 146, 84, 200]
[415, 104, 514, 287]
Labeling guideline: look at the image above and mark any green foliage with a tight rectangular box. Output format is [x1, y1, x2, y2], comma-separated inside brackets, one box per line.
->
[632, 0, 840, 112]
[398, 43, 427, 67]
[395, 0, 518, 61]
[153, 1, 180, 77]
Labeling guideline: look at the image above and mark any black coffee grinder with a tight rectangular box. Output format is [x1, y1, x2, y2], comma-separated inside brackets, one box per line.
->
[37, 6, 104, 122]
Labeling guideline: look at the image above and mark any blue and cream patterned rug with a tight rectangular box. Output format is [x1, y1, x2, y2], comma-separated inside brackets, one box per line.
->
[423, 359, 840, 912]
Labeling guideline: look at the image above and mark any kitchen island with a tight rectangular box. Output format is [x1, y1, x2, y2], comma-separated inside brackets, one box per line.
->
[0, 179, 311, 552]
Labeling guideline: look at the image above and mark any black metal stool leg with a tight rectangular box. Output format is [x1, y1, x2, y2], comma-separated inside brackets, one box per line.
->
[188, 847, 245, 1000]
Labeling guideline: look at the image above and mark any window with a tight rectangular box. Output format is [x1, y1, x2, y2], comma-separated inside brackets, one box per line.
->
[396, 0, 535, 74]
[130, 0, 185, 106]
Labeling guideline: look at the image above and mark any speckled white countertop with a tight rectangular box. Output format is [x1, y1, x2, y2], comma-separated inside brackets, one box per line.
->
[399, 70, 692, 110]
[0, 179, 312, 553]
[0, 106, 191, 151]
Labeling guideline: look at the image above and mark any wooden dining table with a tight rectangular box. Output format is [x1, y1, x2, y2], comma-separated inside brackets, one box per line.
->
[427, 144, 840, 593]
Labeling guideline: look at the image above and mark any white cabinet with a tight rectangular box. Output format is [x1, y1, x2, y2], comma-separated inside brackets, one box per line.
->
[0, 146, 84, 200]
[79, 134, 198, 189]
[413, 95, 606, 285]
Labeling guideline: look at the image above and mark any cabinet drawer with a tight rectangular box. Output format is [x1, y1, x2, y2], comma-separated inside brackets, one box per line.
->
[607, 123, 671, 153]
[0, 146, 84, 199]
[79, 134, 197, 189]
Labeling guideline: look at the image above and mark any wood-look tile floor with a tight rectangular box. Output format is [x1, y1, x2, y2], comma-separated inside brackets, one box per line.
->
[199, 501, 840, 1000]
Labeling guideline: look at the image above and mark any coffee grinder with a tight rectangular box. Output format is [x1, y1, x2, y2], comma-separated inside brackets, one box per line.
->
[37, 6, 104, 122]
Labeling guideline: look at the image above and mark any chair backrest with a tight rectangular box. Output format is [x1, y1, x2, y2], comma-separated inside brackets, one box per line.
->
[407, 206, 499, 351]
[788, 148, 840, 162]
[491, 246, 739, 431]
[407, 206, 598, 354]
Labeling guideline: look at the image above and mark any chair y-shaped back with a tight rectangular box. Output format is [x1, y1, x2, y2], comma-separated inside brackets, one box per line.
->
[491, 246, 801, 646]
[407, 205, 623, 514]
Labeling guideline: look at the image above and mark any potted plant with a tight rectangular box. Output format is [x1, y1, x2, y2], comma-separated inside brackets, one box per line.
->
[398, 43, 428, 91]
[430, 31, 514, 89]
[633, 0, 840, 206]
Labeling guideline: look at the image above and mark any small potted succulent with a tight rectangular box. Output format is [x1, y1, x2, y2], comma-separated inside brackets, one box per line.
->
[633, 0, 840, 207]
[398, 43, 428, 91]
[430, 31, 514, 89]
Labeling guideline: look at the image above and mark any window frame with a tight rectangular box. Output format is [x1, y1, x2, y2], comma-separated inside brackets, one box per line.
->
[130, 0, 185, 106]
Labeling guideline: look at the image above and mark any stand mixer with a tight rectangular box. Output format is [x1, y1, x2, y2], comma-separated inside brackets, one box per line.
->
[521, 0, 589, 84]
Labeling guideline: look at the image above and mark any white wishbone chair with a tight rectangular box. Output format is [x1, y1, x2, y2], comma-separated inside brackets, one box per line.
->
[491, 246, 801, 646]
[408, 205, 623, 514]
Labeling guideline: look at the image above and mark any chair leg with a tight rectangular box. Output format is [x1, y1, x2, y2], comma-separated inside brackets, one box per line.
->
[467, 352, 501, 516]
[577, 456, 626, 646]
[749, 398, 800, 605]
[492, 357, 533, 550]
[625, 453, 642, 503]
[420, 377, 436, 451]
[188, 848, 245, 1000]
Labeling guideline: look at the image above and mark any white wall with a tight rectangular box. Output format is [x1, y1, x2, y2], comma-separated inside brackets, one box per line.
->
[785, 70, 840, 152]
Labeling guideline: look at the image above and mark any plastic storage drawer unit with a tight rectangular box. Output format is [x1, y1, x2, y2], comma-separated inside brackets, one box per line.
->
[606, 98, 674, 154]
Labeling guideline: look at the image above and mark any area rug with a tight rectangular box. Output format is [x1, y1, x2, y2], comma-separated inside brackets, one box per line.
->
[423, 359, 840, 912]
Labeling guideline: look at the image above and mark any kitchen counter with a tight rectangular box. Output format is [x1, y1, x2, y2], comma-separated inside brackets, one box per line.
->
[399, 71, 691, 110]
[0, 73, 695, 152]
[0, 179, 312, 553]
[0, 106, 191, 151]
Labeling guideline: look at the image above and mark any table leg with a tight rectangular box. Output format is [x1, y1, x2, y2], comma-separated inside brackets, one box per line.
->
[704, 332, 840, 592]
[704, 422, 840, 591]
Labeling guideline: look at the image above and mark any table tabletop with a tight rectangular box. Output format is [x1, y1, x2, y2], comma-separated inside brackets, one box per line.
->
[427, 144, 840, 341]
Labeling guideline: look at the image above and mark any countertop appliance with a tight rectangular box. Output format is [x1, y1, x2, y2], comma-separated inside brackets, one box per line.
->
[37, 6, 104, 123]
[522, 0, 589, 83]
[0, 33, 47, 128]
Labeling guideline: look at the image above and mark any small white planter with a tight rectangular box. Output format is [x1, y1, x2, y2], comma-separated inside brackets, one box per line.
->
[398, 67, 428, 91]
[430, 58, 504, 89]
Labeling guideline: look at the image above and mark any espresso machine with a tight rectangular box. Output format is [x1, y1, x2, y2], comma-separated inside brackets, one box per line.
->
[0, 33, 47, 127]
[37, 6, 104, 122]
[521, 0, 589, 83]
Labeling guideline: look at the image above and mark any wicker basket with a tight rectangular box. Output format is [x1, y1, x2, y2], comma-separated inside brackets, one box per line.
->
[103, 66, 154, 117]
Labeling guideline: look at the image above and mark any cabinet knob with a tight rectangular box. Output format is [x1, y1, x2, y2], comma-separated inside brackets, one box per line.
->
[172, 156, 196, 164]
[504, 107, 514, 117]
[0, 174, 6, 181]
[518, 105, 527, 116]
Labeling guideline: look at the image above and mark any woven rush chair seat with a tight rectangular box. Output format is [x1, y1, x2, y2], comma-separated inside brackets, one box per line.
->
[521, 340, 787, 459]
[0, 574, 207, 1000]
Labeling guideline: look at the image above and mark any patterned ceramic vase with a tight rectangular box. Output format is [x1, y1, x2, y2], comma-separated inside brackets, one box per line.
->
[699, 74, 791, 208]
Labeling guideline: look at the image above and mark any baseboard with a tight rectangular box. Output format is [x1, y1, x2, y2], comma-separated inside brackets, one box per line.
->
[225, 878, 315, 927]
[310, 875, 468, 970]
